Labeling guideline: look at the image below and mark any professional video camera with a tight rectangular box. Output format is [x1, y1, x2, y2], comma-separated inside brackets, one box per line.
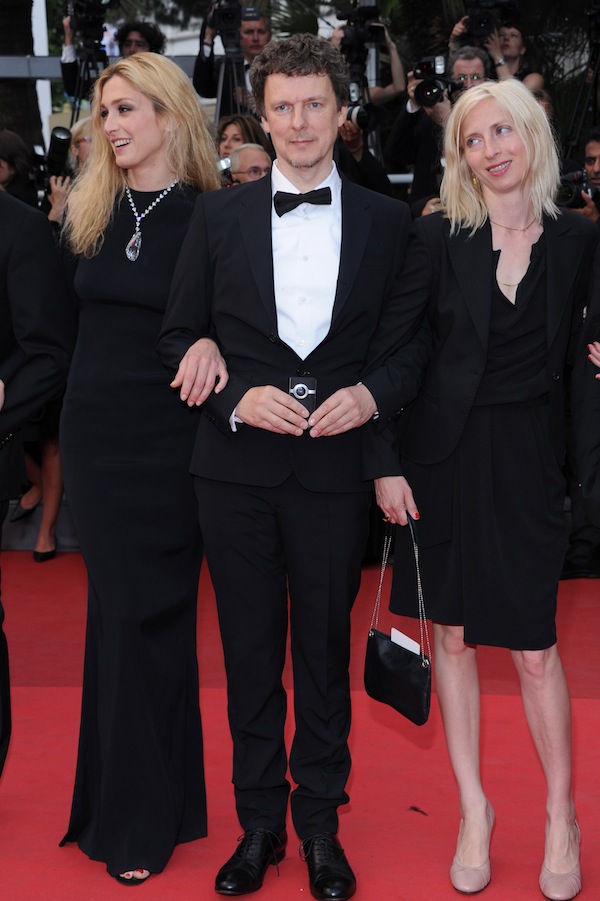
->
[465, 0, 518, 41]
[336, 0, 386, 132]
[412, 57, 464, 108]
[337, 2, 386, 67]
[207, 1, 262, 54]
[557, 169, 600, 209]
[67, 0, 120, 50]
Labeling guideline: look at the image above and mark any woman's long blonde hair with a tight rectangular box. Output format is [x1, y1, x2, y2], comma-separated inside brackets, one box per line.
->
[440, 78, 560, 235]
[64, 53, 220, 257]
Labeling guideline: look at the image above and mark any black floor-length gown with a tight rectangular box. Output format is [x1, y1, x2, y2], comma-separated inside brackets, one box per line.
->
[60, 185, 207, 876]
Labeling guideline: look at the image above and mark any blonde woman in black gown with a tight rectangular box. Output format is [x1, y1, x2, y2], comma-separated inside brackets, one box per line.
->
[374, 79, 598, 900]
[59, 53, 224, 885]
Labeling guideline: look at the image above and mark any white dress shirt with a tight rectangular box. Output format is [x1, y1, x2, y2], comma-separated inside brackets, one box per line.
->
[271, 160, 342, 359]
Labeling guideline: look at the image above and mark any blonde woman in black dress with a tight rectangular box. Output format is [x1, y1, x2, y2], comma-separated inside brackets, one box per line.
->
[59, 53, 224, 885]
[374, 79, 598, 900]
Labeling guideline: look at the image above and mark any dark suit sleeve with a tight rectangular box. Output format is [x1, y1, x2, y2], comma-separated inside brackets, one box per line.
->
[193, 46, 218, 98]
[0, 203, 74, 443]
[158, 195, 251, 434]
[361, 218, 434, 416]
[357, 211, 434, 478]
[571, 238, 600, 524]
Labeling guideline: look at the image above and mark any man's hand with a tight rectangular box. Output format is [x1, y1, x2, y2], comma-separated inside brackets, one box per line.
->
[47, 175, 71, 224]
[375, 476, 419, 526]
[236, 386, 310, 435]
[406, 70, 422, 112]
[571, 191, 600, 223]
[426, 93, 452, 126]
[338, 120, 363, 160]
[449, 15, 468, 51]
[308, 384, 376, 437]
[63, 15, 74, 45]
[588, 340, 600, 376]
[171, 337, 228, 406]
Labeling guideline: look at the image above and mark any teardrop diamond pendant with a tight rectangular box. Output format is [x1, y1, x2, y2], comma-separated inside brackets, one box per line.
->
[125, 229, 142, 262]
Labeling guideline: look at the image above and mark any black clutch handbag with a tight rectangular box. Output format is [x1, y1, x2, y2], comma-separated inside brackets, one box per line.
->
[364, 517, 432, 726]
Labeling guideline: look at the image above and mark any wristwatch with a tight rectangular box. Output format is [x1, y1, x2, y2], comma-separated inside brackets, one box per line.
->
[495, 57, 506, 67]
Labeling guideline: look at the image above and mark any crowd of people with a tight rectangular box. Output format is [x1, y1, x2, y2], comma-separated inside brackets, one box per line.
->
[2, 9, 600, 901]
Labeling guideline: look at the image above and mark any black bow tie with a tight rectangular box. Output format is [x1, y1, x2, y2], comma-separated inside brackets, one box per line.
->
[273, 187, 332, 217]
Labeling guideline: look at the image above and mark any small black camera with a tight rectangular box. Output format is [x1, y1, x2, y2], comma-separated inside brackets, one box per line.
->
[557, 170, 600, 209]
[289, 377, 317, 414]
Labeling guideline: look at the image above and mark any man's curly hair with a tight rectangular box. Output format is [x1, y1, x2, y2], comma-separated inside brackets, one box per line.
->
[250, 33, 349, 118]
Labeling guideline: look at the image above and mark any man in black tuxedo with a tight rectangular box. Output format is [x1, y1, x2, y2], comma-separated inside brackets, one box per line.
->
[0, 191, 73, 776]
[159, 33, 421, 900]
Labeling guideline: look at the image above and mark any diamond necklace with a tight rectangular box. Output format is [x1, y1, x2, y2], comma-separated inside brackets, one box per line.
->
[124, 179, 178, 261]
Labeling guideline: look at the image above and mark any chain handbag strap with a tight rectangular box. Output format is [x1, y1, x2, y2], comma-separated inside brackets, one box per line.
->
[369, 518, 431, 668]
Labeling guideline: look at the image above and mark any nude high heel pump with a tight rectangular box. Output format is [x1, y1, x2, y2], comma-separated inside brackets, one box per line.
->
[450, 805, 495, 895]
[539, 822, 582, 901]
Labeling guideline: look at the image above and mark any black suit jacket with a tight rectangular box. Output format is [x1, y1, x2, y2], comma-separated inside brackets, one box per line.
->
[367, 210, 600, 480]
[572, 238, 600, 525]
[0, 193, 74, 495]
[159, 175, 423, 493]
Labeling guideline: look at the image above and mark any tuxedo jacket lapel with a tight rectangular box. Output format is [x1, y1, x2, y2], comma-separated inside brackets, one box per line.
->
[237, 177, 277, 329]
[331, 180, 372, 325]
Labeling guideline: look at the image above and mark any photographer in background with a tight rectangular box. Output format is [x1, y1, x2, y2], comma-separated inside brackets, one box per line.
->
[61, 15, 166, 102]
[560, 128, 600, 580]
[193, 4, 271, 118]
[384, 46, 490, 207]
[563, 127, 600, 225]
[0, 130, 37, 207]
[449, 14, 543, 90]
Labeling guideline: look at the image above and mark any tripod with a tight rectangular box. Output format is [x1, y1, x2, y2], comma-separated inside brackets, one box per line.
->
[213, 21, 253, 126]
[70, 44, 107, 127]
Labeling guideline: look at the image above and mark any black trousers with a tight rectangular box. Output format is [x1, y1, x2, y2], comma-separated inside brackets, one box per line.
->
[0, 499, 12, 776]
[196, 475, 370, 839]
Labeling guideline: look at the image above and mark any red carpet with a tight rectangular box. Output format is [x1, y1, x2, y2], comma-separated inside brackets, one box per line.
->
[1, 551, 599, 900]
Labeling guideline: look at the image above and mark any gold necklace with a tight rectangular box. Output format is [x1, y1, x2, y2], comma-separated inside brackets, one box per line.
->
[498, 280, 520, 287]
[489, 216, 537, 232]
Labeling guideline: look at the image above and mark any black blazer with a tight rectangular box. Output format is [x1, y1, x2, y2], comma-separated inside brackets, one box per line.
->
[367, 210, 600, 478]
[0, 193, 74, 493]
[159, 175, 423, 493]
[572, 241, 600, 525]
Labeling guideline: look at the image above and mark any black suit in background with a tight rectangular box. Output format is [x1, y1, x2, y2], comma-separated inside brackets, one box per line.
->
[0, 191, 73, 775]
[159, 173, 421, 839]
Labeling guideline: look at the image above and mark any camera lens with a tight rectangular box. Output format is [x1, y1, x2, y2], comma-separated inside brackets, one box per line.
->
[414, 79, 446, 108]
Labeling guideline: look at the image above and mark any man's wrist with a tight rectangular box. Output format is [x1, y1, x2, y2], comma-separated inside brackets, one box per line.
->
[494, 57, 506, 67]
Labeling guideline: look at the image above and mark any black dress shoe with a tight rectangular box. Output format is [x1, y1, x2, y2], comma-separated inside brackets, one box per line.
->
[301, 833, 356, 901]
[215, 828, 287, 895]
